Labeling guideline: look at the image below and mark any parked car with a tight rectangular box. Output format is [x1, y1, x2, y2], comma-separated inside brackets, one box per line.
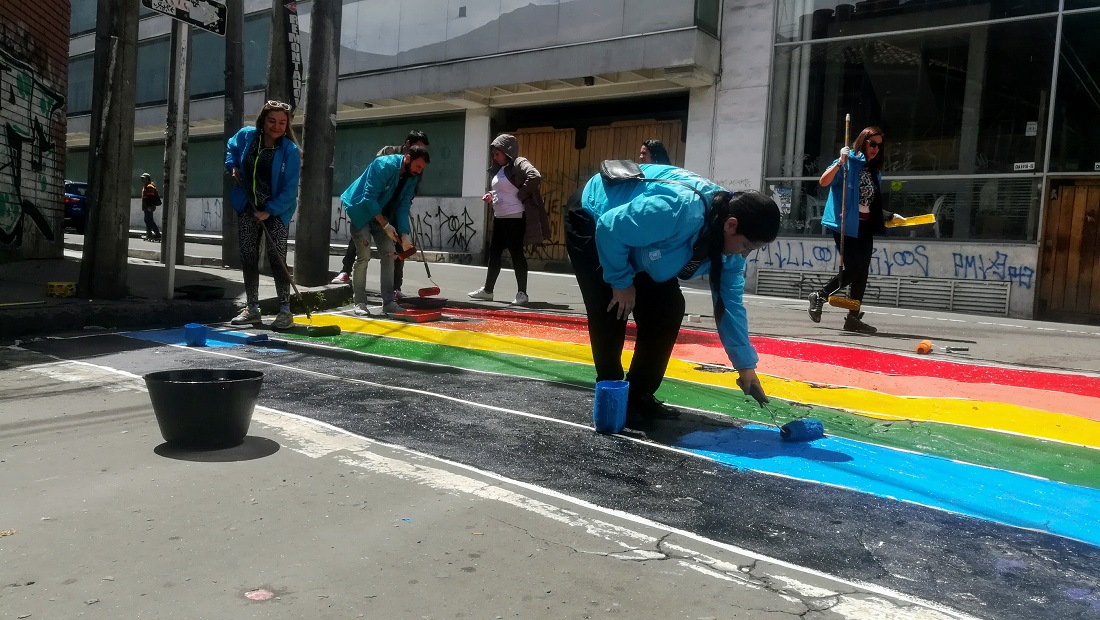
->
[64, 180, 89, 233]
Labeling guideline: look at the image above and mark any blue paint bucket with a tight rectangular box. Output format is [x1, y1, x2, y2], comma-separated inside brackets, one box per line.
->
[593, 380, 629, 434]
[184, 323, 207, 347]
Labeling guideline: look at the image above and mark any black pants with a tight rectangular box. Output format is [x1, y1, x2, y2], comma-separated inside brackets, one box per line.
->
[143, 211, 160, 238]
[238, 214, 290, 307]
[820, 219, 874, 303]
[565, 199, 685, 398]
[342, 239, 403, 290]
[483, 216, 527, 293]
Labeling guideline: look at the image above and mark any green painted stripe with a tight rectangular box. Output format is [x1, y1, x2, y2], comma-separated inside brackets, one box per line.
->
[284, 332, 1100, 491]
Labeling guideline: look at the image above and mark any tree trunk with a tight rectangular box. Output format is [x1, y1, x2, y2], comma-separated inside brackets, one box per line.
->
[296, 0, 342, 285]
[78, 0, 138, 299]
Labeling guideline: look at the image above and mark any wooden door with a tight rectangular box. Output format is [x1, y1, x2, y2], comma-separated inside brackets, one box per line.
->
[511, 120, 685, 267]
[1038, 179, 1100, 321]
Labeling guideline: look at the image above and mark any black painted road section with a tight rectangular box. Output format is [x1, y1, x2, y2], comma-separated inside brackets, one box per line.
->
[29, 334, 1100, 620]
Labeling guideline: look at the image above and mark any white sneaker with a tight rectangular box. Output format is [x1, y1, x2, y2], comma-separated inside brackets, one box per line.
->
[331, 272, 350, 284]
[468, 287, 493, 301]
[511, 292, 529, 306]
[352, 303, 371, 316]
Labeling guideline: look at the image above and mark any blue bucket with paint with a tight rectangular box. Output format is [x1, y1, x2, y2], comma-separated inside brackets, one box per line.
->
[593, 380, 629, 434]
[184, 323, 207, 347]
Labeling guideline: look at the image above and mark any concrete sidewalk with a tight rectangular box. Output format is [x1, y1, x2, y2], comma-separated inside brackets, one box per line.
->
[0, 240, 352, 341]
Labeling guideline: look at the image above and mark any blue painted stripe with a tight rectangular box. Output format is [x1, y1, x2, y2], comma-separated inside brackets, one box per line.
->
[676, 425, 1100, 548]
[123, 328, 251, 348]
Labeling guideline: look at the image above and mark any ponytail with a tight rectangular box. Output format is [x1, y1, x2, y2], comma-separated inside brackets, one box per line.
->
[705, 190, 781, 318]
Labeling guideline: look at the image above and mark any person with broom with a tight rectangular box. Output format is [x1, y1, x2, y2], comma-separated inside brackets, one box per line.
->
[807, 125, 905, 334]
[565, 164, 781, 428]
[225, 100, 301, 330]
[340, 145, 430, 316]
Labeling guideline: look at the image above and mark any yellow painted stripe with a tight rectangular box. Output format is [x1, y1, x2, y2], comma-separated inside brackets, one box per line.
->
[304, 315, 1100, 449]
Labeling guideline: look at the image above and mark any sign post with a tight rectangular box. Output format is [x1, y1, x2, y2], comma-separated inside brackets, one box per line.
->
[141, 0, 227, 36]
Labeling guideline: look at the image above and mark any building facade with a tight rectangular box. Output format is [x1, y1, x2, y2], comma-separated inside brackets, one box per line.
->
[1, 0, 69, 262]
[64, 1, 1100, 320]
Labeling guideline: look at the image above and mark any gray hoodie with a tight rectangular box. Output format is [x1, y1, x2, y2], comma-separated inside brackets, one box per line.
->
[489, 134, 551, 245]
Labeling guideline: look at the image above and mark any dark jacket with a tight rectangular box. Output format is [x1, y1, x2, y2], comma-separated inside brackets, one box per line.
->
[489, 134, 551, 245]
[141, 182, 160, 213]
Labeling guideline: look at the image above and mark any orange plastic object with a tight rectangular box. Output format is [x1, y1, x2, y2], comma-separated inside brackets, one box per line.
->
[916, 340, 933, 354]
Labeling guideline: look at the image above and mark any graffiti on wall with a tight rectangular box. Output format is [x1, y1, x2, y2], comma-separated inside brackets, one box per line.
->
[0, 46, 64, 247]
[410, 201, 478, 253]
[749, 240, 1036, 289]
[952, 251, 1036, 289]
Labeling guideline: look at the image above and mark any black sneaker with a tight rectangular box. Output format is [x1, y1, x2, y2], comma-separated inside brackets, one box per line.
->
[843, 311, 877, 334]
[807, 291, 824, 323]
[627, 393, 681, 421]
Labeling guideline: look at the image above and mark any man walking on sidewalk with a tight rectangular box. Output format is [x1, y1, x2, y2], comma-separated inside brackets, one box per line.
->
[140, 173, 162, 242]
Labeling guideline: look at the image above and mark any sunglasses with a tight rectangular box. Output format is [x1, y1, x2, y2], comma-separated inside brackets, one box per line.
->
[265, 100, 292, 111]
[866, 139, 882, 149]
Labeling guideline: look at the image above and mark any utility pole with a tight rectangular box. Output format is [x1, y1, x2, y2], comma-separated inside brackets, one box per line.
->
[161, 20, 191, 297]
[296, 0, 341, 285]
[222, 0, 243, 268]
[78, 0, 138, 299]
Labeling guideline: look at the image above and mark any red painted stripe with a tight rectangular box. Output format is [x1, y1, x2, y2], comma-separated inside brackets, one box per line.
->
[443, 307, 1100, 399]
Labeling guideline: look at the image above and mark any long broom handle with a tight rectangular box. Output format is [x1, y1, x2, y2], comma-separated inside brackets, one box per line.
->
[838, 114, 850, 277]
[260, 217, 311, 320]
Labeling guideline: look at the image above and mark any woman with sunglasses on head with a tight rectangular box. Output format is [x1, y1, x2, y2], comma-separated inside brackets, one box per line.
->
[806, 125, 904, 334]
[225, 100, 301, 330]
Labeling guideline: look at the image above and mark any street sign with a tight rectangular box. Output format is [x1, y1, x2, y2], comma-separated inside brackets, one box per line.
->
[141, 0, 227, 36]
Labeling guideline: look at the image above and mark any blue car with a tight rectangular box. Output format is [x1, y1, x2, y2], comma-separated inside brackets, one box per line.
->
[64, 180, 89, 233]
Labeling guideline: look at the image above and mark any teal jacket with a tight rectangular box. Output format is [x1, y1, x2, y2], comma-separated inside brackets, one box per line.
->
[339, 154, 420, 233]
[580, 164, 758, 370]
[224, 126, 301, 227]
[821, 151, 883, 238]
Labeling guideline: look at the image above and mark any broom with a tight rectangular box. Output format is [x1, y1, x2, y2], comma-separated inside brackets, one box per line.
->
[828, 114, 861, 313]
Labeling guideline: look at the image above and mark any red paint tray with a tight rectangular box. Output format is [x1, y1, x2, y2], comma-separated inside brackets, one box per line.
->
[392, 309, 443, 323]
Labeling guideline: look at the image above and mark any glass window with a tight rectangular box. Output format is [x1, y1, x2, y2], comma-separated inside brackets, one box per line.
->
[190, 29, 225, 98]
[767, 19, 1056, 178]
[1066, 0, 1100, 9]
[1050, 12, 1100, 173]
[66, 149, 90, 184]
[136, 37, 171, 106]
[190, 12, 271, 98]
[67, 55, 95, 115]
[334, 116, 465, 197]
[71, 0, 96, 35]
[695, 0, 720, 37]
[243, 12, 273, 92]
[776, 0, 1058, 43]
[767, 176, 1039, 241]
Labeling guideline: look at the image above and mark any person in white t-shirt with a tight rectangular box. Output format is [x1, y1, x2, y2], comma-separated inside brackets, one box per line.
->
[468, 134, 547, 306]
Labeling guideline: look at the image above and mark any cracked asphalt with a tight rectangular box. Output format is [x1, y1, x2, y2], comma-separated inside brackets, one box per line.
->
[3, 333, 1097, 619]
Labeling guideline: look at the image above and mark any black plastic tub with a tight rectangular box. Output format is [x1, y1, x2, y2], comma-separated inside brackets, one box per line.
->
[144, 369, 263, 449]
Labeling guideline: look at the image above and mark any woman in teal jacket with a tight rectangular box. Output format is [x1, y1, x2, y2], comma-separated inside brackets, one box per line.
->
[808, 126, 904, 334]
[225, 100, 301, 329]
[565, 164, 781, 427]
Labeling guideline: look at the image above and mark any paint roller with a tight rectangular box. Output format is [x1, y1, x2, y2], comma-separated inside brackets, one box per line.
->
[748, 384, 824, 442]
[827, 113, 862, 314]
[916, 340, 968, 355]
[386, 234, 440, 298]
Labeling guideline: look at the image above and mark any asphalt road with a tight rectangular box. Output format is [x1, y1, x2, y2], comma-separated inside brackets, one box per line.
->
[12, 330, 1098, 620]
